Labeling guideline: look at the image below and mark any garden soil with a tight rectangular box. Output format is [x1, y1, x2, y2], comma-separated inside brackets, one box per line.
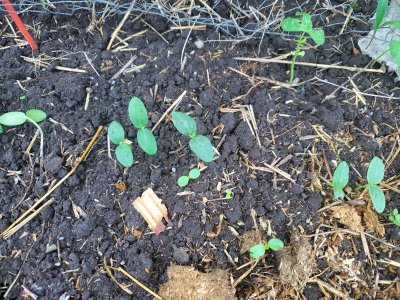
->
[1, 1, 400, 299]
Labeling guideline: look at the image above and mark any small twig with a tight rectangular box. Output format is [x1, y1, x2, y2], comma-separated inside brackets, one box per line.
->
[152, 91, 186, 132]
[83, 52, 100, 76]
[84, 87, 93, 111]
[104, 258, 162, 299]
[107, 1, 136, 50]
[235, 57, 385, 73]
[54, 66, 87, 73]
[110, 55, 137, 81]
[310, 278, 351, 299]
[1, 126, 103, 239]
[24, 129, 39, 155]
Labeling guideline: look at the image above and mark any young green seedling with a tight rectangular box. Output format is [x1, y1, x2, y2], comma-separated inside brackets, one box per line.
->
[225, 188, 233, 200]
[331, 161, 349, 199]
[0, 109, 47, 157]
[171, 112, 214, 163]
[128, 97, 157, 155]
[280, 12, 325, 83]
[371, 0, 389, 44]
[389, 209, 400, 226]
[249, 238, 284, 259]
[367, 0, 400, 71]
[177, 168, 201, 187]
[366, 157, 385, 213]
[108, 120, 134, 167]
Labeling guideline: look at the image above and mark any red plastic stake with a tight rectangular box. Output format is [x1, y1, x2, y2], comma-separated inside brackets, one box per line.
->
[2, 0, 39, 50]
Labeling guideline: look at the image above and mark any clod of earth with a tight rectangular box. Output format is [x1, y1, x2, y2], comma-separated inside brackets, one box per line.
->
[158, 265, 235, 300]
[279, 232, 315, 290]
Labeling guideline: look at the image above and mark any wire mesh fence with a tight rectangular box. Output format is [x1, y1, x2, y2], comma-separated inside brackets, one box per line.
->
[1, 1, 368, 41]
[0, 0, 315, 40]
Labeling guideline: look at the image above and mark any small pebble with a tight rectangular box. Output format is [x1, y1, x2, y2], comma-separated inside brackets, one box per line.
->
[195, 40, 204, 49]
[171, 167, 176, 173]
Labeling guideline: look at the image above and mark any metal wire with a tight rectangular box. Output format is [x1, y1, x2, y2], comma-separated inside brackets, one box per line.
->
[0, 1, 364, 40]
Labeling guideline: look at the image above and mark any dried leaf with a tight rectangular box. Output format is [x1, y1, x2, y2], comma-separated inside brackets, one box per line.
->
[331, 204, 363, 233]
[115, 180, 127, 191]
[132, 188, 171, 235]
[363, 206, 385, 236]
[206, 214, 224, 238]
[132, 229, 142, 238]
[72, 202, 87, 219]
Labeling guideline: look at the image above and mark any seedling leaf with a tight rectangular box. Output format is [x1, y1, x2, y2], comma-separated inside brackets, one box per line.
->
[189, 135, 214, 163]
[367, 157, 384, 184]
[334, 189, 345, 199]
[177, 176, 189, 187]
[137, 128, 157, 155]
[0, 125, 3, 134]
[249, 244, 266, 259]
[390, 40, 400, 71]
[333, 161, 349, 189]
[390, 209, 400, 226]
[115, 143, 134, 167]
[307, 29, 325, 46]
[128, 97, 148, 129]
[381, 20, 400, 29]
[368, 184, 385, 213]
[26, 109, 47, 123]
[171, 112, 197, 137]
[188, 168, 200, 179]
[267, 238, 284, 251]
[108, 121, 125, 145]
[281, 12, 312, 32]
[0, 112, 27, 126]
[373, 0, 389, 36]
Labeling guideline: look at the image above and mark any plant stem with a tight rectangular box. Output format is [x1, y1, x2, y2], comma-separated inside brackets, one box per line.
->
[25, 116, 44, 158]
[354, 183, 368, 191]
[368, 48, 390, 68]
[289, 32, 306, 83]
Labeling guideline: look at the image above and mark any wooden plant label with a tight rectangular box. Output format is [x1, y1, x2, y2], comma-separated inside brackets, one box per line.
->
[132, 188, 171, 235]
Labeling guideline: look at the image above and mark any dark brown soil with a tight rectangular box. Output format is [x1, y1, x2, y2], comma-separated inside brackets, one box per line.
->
[1, 1, 400, 299]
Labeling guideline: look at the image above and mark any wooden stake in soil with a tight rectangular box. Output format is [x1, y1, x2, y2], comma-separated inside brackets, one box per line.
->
[0, 126, 104, 239]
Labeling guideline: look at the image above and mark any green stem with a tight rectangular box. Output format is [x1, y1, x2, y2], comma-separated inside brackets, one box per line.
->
[289, 32, 306, 83]
[368, 48, 390, 68]
[354, 183, 368, 191]
[25, 116, 44, 158]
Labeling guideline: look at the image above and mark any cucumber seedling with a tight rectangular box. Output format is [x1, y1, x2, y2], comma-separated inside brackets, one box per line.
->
[367, 0, 400, 71]
[108, 97, 157, 168]
[108, 120, 134, 167]
[225, 188, 233, 200]
[177, 168, 201, 187]
[0, 109, 47, 157]
[171, 112, 214, 163]
[329, 157, 386, 213]
[389, 209, 400, 226]
[364, 157, 386, 213]
[249, 238, 284, 259]
[280, 12, 325, 83]
[331, 161, 349, 199]
[128, 97, 157, 155]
